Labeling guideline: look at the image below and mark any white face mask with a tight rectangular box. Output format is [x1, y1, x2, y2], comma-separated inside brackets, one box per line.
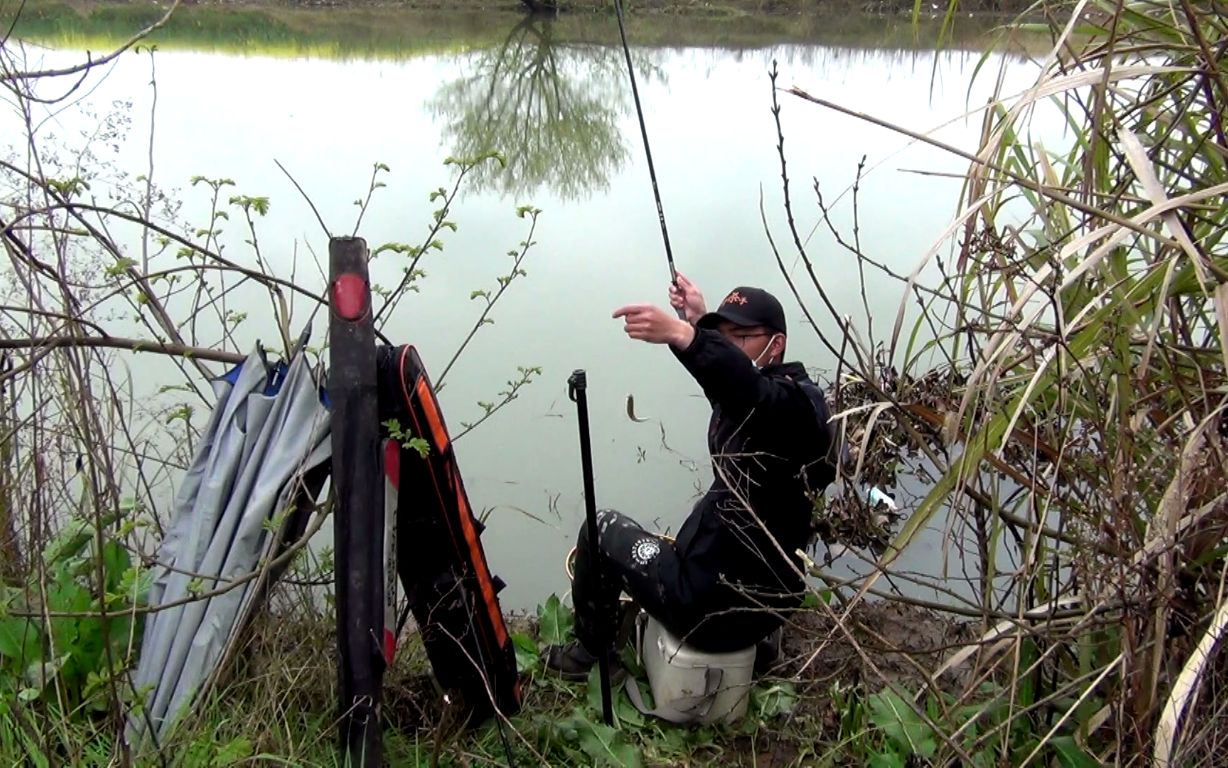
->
[752, 334, 781, 369]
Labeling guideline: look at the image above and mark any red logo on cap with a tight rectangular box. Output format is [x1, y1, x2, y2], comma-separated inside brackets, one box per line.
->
[723, 291, 748, 306]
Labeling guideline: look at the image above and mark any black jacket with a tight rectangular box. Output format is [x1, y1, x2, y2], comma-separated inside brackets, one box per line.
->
[662, 328, 836, 651]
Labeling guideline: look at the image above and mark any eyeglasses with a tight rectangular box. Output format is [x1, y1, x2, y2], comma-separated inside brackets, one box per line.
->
[723, 331, 771, 345]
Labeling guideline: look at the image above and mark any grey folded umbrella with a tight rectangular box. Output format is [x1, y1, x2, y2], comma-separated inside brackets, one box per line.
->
[127, 345, 331, 749]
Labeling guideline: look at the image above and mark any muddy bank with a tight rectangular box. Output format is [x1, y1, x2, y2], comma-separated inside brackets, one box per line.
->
[776, 599, 976, 690]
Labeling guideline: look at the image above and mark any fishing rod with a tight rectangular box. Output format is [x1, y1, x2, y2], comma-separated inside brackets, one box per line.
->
[613, 0, 686, 320]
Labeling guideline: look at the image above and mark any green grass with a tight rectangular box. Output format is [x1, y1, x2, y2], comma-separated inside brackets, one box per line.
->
[6, 3, 512, 59]
[105, 600, 830, 768]
[4, 586, 985, 767]
[5, 0, 1033, 60]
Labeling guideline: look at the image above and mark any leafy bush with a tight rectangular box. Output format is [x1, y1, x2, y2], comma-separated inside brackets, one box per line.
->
[0, 514, 148, 713]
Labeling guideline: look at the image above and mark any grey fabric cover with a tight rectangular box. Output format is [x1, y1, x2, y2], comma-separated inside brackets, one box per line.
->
[127, 347, 331, 747]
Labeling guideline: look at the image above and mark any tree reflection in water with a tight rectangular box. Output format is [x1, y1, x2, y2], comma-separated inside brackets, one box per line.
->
[431, 16, 662, 202]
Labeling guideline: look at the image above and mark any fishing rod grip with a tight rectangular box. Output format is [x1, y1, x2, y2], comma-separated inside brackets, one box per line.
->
[567, 369, 615, 727]
[667, 273, 688, 321]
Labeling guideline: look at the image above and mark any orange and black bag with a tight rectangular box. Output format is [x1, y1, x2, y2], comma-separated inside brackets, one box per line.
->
[377, 344, 521, 724]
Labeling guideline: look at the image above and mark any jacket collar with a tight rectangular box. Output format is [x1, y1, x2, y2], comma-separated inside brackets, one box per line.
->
[761, 360, 810, 382]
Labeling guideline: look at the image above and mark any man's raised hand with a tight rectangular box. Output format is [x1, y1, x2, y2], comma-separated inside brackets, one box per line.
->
[613, 303, 695, 350]
[668, 272, 707, 325]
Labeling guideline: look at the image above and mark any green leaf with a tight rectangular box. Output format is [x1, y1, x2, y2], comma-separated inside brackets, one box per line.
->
[214, 737, 254, 765]
[869, 690, 937, 758]
[0, 618, 39, 663]
[575, 718, 641, 768]
[44, 518, 94, 565]
[617, 643, 644, 678]
[82, 669, 107, 703]
[682, 725, 717, 749]
[1051, 736, 1100, 768]
[405, 437, 429, 459]
[164, 405, 193, 426]
[614, 688, 645, 729]
[586, 665, 609, 714]
[655, 726, 690, 756]
[537, 594, 573, 645]
[752, 680, 798, 719]
[48, 567, 91, 614]
[867, 749, 906, 768]
[17, 688, 39, 702]
[101, 541, 131, 593]
[511, 632, 539, 674]
[105, 257, 138, 277]
[68, 615, 105, 682]
[116, 566, 154, 607]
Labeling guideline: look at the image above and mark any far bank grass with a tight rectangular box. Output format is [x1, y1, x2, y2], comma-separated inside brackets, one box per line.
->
[7, 0, 1031, 60]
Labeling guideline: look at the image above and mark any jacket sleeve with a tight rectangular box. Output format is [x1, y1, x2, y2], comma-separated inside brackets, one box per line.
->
[670, 328, 807, 423]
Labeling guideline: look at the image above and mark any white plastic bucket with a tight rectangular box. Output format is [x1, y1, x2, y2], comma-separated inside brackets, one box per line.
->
[636, 615, 755, 725]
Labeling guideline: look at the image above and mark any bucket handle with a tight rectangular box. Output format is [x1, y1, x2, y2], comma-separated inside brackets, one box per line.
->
[628, 613, 724, 724]
[624, 667, 723, 724]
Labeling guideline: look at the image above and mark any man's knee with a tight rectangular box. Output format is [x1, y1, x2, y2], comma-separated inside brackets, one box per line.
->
[576, 508, 631, 550]
[623, 535, 664, 570]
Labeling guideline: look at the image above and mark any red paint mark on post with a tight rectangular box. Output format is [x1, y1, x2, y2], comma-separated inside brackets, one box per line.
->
[332, 273, 369, 321]
[384, 439, 400, 487]
[383, 628, 396, 664]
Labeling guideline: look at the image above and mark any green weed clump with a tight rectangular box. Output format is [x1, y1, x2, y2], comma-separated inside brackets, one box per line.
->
[0, 515, 148, 766]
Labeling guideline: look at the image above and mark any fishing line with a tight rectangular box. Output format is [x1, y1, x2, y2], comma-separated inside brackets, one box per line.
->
[613, 0, 686, 319]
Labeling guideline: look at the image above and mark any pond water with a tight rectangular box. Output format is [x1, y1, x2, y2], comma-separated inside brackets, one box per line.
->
[5, 6, 1055, 612]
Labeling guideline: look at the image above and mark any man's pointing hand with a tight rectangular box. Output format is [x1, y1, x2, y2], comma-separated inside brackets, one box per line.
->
[613, 304, 695, 350]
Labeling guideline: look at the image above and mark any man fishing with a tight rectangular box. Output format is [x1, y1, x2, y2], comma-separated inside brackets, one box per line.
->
[544, 273, 839, 678]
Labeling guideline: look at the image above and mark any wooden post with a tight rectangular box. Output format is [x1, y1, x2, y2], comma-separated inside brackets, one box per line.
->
[329, 237, 384, 767]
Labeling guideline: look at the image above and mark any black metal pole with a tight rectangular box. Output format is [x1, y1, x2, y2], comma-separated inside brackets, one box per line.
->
[567, 370, 614, 726]
[329, 237, 384, 768]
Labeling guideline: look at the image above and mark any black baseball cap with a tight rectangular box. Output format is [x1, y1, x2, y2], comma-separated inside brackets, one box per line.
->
[696, 286, 787, 335]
